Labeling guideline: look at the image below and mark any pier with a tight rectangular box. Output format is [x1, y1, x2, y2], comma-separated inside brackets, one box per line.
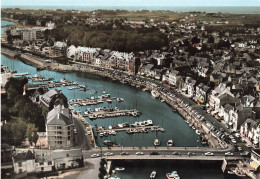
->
[83, 109, 141, 119]
[69, 97, 118, 106]
[96, 125, 161, 133]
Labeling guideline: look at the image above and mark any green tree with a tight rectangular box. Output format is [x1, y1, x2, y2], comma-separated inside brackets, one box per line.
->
[27, 123, 39, 147]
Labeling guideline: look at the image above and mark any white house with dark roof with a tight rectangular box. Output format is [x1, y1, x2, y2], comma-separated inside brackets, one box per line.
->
[66, 45, 77, 59]
[13, 150, 35, 174]
[184, 77, 196, 98]
[209, 83, 234, 112]
[46, 105, 74, 149]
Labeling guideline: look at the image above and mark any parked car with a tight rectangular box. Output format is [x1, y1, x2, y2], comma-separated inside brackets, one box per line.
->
[104, 152, 114, 156]
[205, 152, 214, 156]
[136, 151, 144, 155]
[225, 152, 234, 156]
[91, 154, 100, 158]
[172, 152, 181, 155]
[120, 152, 129, 155]
[150, 152, 159, 155]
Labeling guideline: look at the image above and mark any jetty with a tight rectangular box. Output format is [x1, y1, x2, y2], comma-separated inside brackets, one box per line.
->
[83, 109, 141, 119]
[69, 96, 117, 106]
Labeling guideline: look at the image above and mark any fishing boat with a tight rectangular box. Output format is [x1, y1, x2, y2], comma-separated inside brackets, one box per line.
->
[115, 167, 125, 171]
[103, 140, 115, 146]
[151, 90, 160, 98]
[167, 140, 173, 147]
[166, 171, 180, 179]
[150, 171, 156, 179]
[154, 139, 160, 146]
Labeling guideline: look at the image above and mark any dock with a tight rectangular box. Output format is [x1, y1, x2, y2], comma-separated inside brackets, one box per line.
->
[69, 97, 117, 106]
[96, 125, 163, 134]
[83, 109, 141, 119]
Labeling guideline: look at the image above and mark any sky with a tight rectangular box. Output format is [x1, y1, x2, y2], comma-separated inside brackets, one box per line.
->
[2, 0, 260, 7]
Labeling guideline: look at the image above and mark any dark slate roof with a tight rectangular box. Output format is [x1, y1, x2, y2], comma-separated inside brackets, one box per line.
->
[41, 90, 58, 106]
[13, 150, 35, 163]
[46, 105, 73, 126]
[224, 103, 234, 111]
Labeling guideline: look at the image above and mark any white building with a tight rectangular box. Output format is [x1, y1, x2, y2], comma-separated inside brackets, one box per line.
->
[209, 83, 234, 112]
[46, 105, 74, 149]
[66, 45, 77, 59]
[1, 72, 13, 87]
[13, 150, 35, 174]
[46, 21, 55, 30]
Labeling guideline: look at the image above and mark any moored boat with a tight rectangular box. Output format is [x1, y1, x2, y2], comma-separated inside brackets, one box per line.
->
[115, 167, 125, 171]
[167, 140, 173, 147]
[166, 171, 180, 179]
[151, 90, 160, 98]
[150, 171, 156, 179]
[154, 139, 160, 146]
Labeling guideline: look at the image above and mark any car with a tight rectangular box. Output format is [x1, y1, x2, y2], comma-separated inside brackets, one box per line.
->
[231, 139, 237, 144]
[237, 147, 243, 151]
[104, 152, 113, 156]
[240, 151, 249, 156]
[229, 135, 234, 139]
[91, 153, 100, 158]
[187, 152, 196, 156]
[205, 152, 214, 156]
[136, 151, 144, 155]
[150, 152, 159, 155]
[172, 152, 181, 155]
[225, 152, 234, 156]
[235, 133, 240, 137]
[120, 152, 129, 155]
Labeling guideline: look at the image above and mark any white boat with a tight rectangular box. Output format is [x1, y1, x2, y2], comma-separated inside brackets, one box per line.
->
[151, 90, 160, 98]
[150, 171, 156, 179]
[115, 167, 125, 171]
[196, 130, 201, 135]
[166, 171, 180, 179]
[167, 140, 173, 147]
[154, 139, 160, 146]
[99, 133, 104, 137]
[161, 99, 165, 103]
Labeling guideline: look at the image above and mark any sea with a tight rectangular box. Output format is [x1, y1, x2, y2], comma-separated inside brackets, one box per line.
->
[1, 6, 260, 14]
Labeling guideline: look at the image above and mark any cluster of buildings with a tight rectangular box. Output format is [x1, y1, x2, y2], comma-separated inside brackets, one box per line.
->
[2, 12, 260, 149]
[2, 144, 83, 177]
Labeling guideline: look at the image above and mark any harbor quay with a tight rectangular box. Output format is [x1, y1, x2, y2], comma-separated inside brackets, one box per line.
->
[2, 47, 232, 149]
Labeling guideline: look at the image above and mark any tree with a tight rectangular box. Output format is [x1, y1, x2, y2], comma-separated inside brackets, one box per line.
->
[2, 118, 27, 146]
[27, 123, 39, 147]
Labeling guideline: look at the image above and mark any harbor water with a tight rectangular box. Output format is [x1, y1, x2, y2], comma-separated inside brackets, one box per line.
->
[1, 20, 240, 178]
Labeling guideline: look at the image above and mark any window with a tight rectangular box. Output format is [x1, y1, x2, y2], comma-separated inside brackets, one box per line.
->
[41, 167, 44, 171]
[19, 169, 23, 173]
[40, 162, 44, 165]
[57, 126, 62, 130]
[18, 162, 22, 167]
[48, 161, 52, 165]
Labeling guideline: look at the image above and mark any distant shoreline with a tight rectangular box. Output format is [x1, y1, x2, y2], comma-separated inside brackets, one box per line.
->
[1, 17, 19, 23]
[1, 6, 260, 14]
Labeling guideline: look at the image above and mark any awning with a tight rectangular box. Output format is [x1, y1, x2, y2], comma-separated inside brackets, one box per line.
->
[251, 161, 260, 170]
[197, 98, 204, 104]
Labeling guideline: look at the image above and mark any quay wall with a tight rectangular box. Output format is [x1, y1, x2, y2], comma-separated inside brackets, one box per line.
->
[2, 47, 223, 148]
